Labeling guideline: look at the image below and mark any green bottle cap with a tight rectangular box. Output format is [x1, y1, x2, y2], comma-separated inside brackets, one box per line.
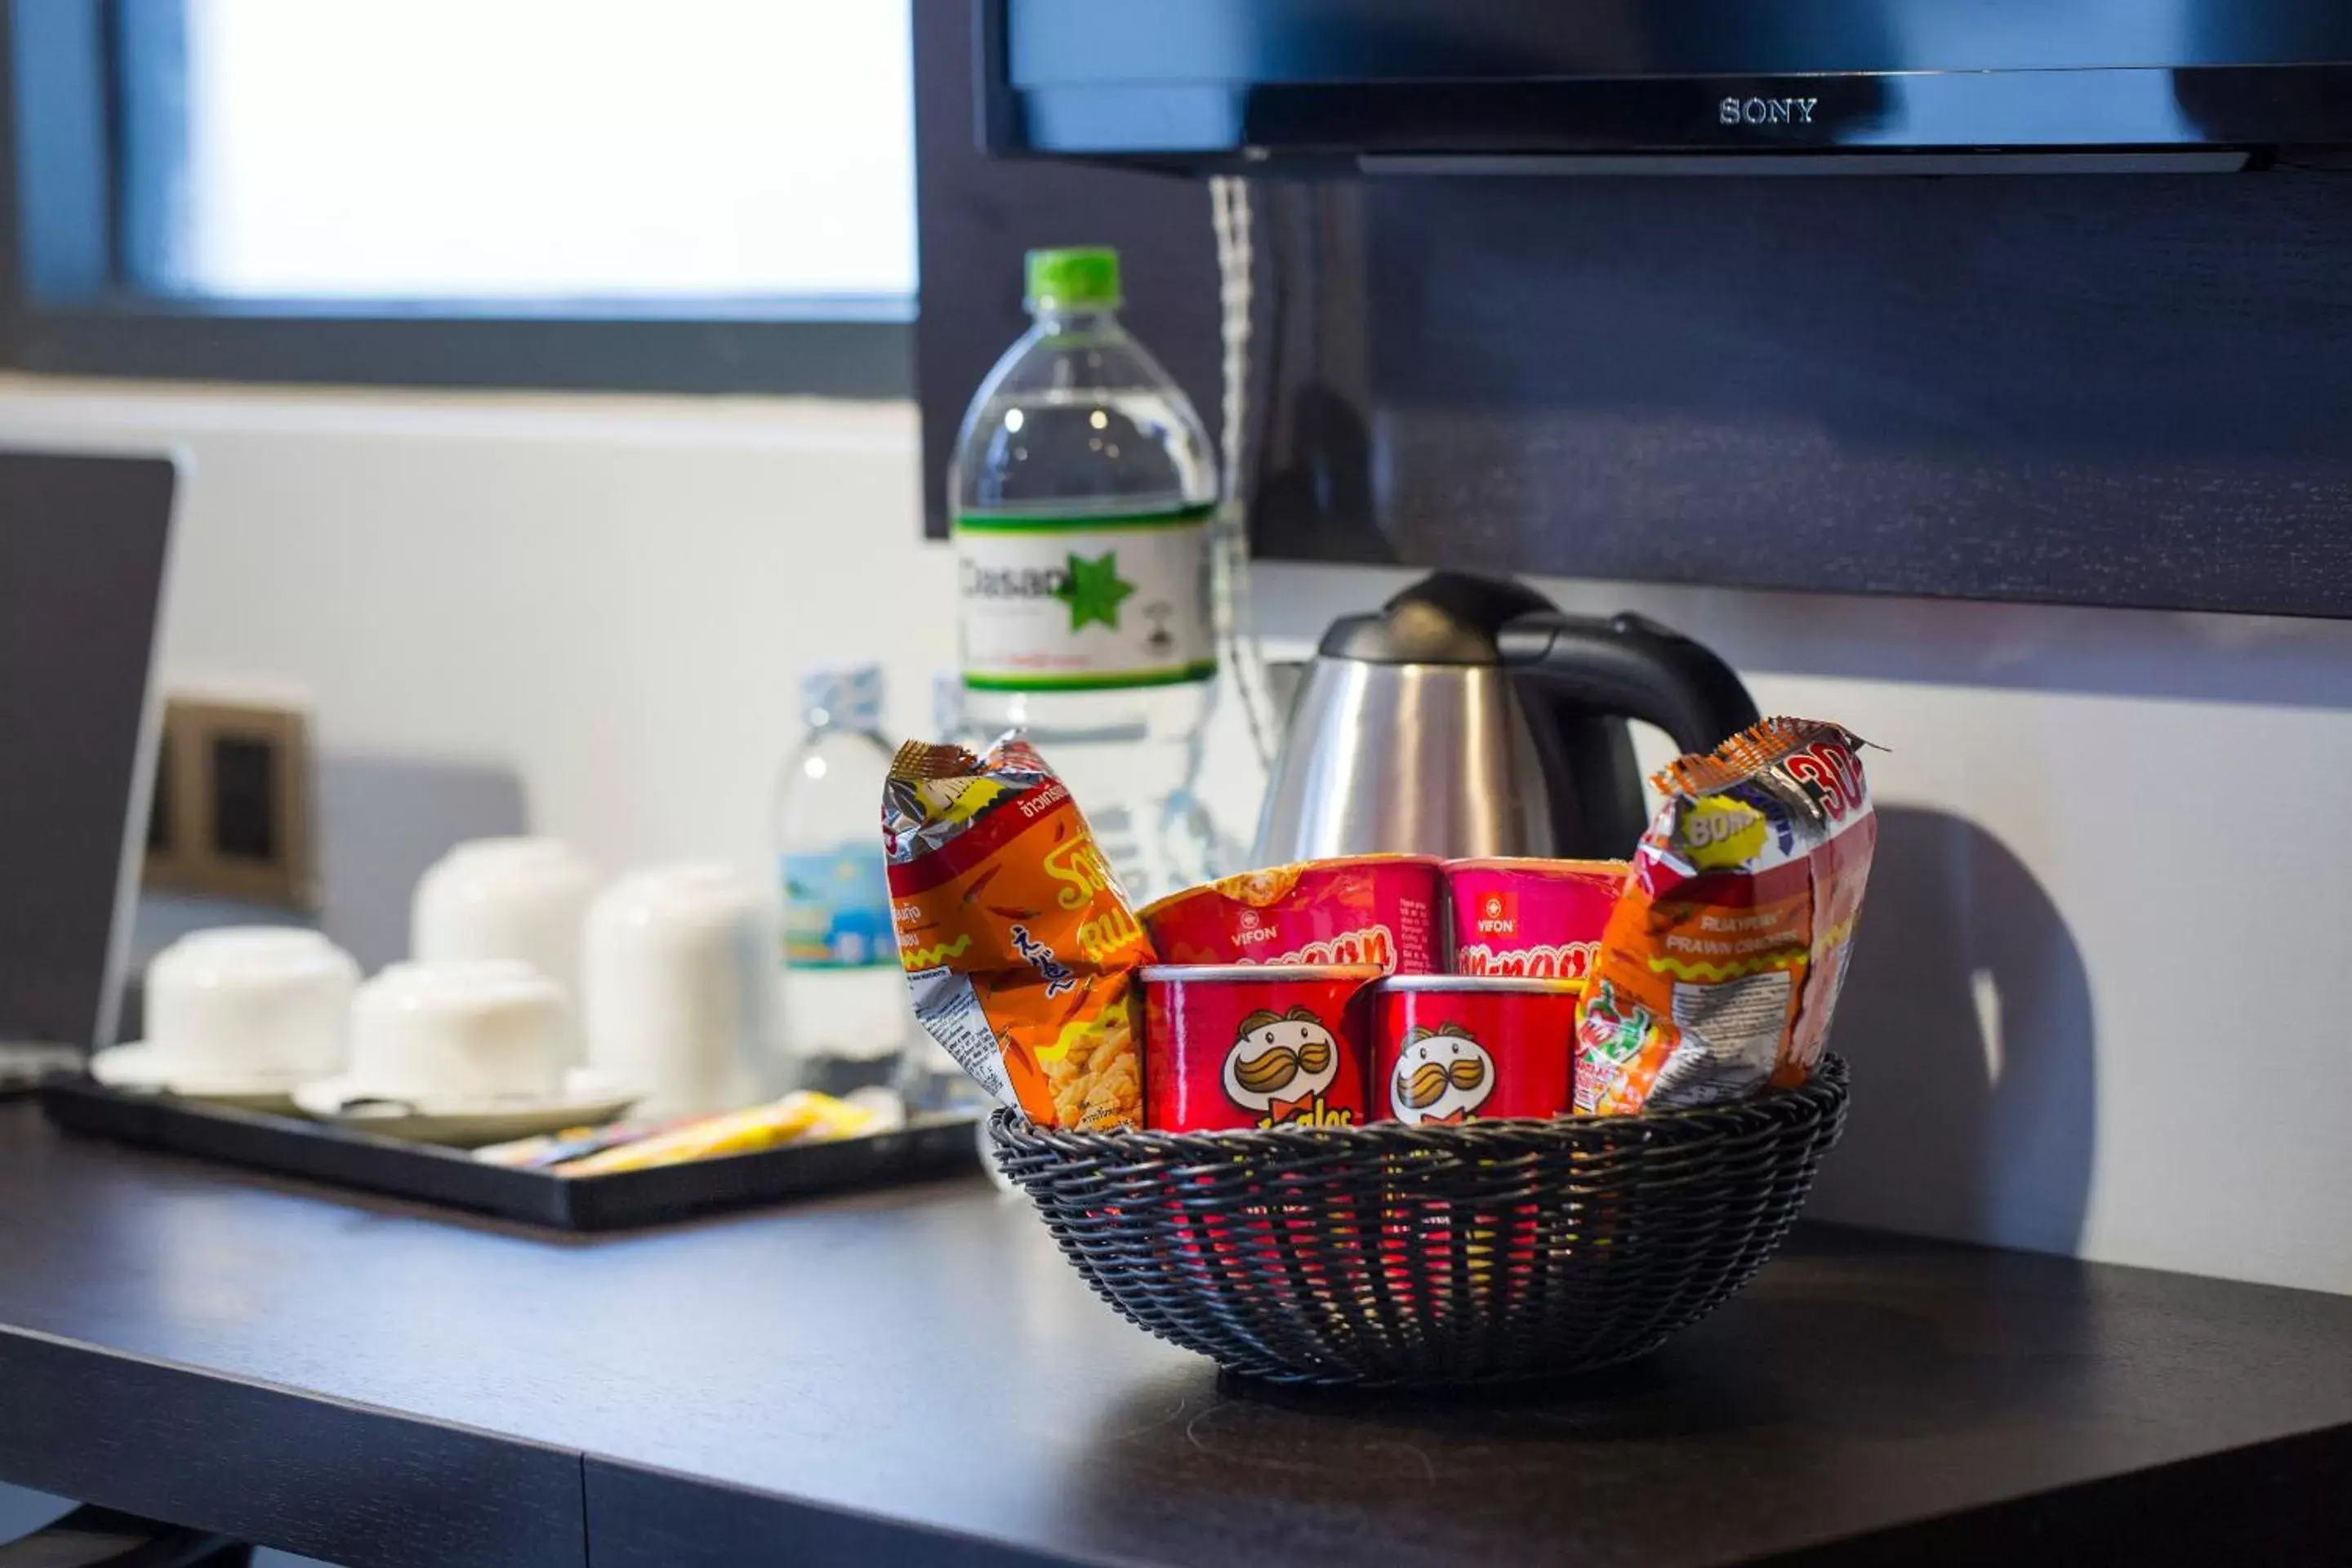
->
[1024, 247, 1122, 311]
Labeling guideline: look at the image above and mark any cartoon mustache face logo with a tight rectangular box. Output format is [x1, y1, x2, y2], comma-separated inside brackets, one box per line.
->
[1223, 1006, 1341, 1117]
[1389, 1025, 1496, 1125]
[1233, 1037, 1334, 1094]
[1398, 1055, 1486, 1109]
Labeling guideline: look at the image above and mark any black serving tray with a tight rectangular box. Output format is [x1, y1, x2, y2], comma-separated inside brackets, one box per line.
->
[37, 1076, 982, 1230]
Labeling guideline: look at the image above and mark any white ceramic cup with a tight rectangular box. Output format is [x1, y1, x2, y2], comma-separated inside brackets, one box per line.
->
[411, 837, 597, 1065]
[345, 960, 569, 1104]
[583, 864, 778, 1117]
[143, 927, 360, 1081]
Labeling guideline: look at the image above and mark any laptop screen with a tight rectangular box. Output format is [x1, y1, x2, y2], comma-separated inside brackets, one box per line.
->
[0, 452, 177, 1048]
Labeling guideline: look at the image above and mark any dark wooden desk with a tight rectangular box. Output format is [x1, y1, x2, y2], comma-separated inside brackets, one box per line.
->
[4, 1100, 2350, 1568]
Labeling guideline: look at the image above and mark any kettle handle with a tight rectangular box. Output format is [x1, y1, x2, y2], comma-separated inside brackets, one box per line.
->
[1497, 612, 1761, 855]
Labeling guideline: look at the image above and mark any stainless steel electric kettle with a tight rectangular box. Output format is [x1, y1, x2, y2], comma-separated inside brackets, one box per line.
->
[1254, 572, 1760, 862]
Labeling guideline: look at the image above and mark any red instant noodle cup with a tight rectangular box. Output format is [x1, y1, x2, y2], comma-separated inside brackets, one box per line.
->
[1140, 964, 1382, 1132]
[1141, 855, 1443, 974]
[1444, 858, 1626, 982]
[1370, 973, 1584, 1125]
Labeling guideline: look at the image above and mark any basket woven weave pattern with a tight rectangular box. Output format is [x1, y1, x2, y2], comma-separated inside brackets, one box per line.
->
[990, 1055, 1848, 1387]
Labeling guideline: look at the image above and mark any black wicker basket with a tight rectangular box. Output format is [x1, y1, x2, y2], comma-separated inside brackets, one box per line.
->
[989, 1055, 1847, 1387]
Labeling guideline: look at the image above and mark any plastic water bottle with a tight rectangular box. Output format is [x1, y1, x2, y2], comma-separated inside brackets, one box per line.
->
[951, 246, 1232, 902]
[776, 665, 911, 1097]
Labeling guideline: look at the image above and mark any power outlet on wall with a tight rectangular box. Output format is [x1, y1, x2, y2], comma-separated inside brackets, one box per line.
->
[144, 693, 318, 911]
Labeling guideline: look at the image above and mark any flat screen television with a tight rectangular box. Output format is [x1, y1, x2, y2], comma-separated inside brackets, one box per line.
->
[990, 1, 2352, 172]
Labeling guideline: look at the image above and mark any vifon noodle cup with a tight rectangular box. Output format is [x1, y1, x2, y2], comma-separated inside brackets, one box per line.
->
[1443, 858, 1625, 982]
[1141, 856, 1442, 974]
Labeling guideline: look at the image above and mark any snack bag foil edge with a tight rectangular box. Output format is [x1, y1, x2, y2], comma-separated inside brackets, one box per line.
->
[881, 736, 1152, 1131]
[1574, 718, 1877, 1116]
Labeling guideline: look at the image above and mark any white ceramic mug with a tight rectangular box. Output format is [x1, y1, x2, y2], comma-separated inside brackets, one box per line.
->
[411, 837, 597, 1065]
[583, 864, 778, 1117]
[143, 927, 360, 1082]
[345, 960, 569, 1104]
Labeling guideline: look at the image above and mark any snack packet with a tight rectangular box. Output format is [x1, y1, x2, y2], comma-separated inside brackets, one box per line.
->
[881, 737, 1150, 1131]
[553, 1092, 879, 1174]
[1575, 719, 1876, 1115]
[472, 1116, 692, 1169]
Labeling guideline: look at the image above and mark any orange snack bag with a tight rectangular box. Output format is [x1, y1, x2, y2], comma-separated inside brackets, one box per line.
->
[1575, 719, 1875, 1116]
[881, 737, 1151, 1131]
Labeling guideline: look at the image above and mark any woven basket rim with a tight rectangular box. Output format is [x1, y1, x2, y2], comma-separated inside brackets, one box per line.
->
[991, 1055, 1849, 1386]
[991, 1052, 1847, 1155]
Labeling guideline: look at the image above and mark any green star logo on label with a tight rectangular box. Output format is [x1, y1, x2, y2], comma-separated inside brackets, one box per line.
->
[1055, 549, 1135, 632]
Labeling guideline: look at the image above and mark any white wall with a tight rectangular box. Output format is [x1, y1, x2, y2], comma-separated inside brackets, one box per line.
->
[6, 373, 2350, 1295]
[0, 377, 956, 966]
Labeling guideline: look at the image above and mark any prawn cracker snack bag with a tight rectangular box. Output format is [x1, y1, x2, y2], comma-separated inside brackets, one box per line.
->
[1575, 719, 1875, 1116]
[881, 737, 1151, 1130]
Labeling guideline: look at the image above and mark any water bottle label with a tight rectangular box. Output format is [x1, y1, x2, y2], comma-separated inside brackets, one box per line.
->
[782, 844, 896, 969]
[954, 505, 1217, 690]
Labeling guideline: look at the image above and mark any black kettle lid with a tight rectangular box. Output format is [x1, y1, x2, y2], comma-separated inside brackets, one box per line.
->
[1317, 572, 1560, 665]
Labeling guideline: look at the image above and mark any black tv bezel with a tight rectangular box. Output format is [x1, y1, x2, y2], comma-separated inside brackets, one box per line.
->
[983, 1, 2352, 170]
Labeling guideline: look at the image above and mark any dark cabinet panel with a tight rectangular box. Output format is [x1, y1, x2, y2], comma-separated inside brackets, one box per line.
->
[1258, 174, 2352, 617]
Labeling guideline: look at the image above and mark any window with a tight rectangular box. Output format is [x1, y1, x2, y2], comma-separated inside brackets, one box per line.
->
[150, 0, 914, 302]
[2, 0, 916, 394]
